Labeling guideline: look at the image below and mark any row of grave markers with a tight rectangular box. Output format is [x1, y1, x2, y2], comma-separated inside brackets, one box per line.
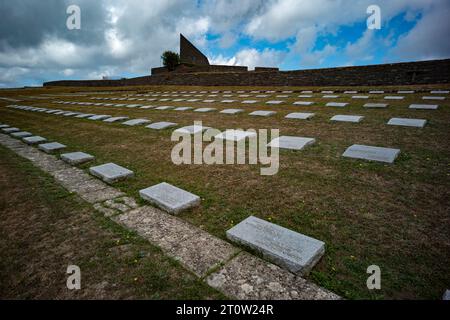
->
[47, 101, 434, 127]
[5, 104, 402, 163]
[0, 122, 326, 275]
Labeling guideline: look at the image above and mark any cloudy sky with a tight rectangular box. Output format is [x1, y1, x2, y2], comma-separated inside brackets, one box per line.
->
[1, 0, 449, 87]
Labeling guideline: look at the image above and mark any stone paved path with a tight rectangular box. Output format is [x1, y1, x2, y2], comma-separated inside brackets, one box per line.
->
[0, 132, 340, 300]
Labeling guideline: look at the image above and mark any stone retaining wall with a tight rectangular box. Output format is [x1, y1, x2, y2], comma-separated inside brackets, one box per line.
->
[44, 59, 450, 87]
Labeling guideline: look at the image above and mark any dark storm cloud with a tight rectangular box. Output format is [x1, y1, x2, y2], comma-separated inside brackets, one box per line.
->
[0, 0, 108, 49]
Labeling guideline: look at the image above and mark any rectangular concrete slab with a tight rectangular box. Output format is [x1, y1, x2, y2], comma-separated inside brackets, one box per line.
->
[423, 96, 445, 100]
[174, 107, 193, 111]
[343, 144, 400, 163]
[88, 115, 111, 121]
[220, 109, 244, 114]
[266, 100, 283, 104]
[146, 122, 177, 130]
[10, 131, 32, 138]
[174, 125, 211, 135]
[194, 108, 216, 113]
[249, 110, 276, 117]
[226, 216, 325, 275]
[241, 100, 258, 104]
[326, 102, 348, 107]
[61, 152, 95, 165]
[89, 163, 134, 184]
[139, 182, 200, 214]
[2, 127, 20, 133]
[23, 136, 47, 145]
[409, 104, 438, 110]
[268, 136, 315, 150]
[364, 103, 388, 108]
[430, 90, 449, 94]
[285, 112, 315, 120]
[330, 115, 364, 123]
[122, 119, 151, 126]
[38, 142, 67, 154]
[214, 129, 257, 142]
[293, 101, 314, 106]
[155, 106, 174, 110]
[103, 116, 129, 123]
[387, 118, 427, 128]
[384, 96, 404, 100]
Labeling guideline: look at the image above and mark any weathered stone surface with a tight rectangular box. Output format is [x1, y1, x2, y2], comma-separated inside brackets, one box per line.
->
[122, 119, 151, 126]
[343, 144, 400, 163]
[352, 95, 369, 99]
[114, 206, 238, 277]
[326, 102, 348, 107]
[174, 107, 193, 111]
[207, 252, 340, 300]
[214, 129, 257, 142]
[364, 103, 388, 108]
[75, 113, 96, 118]
[61, 152, 95, 165]
[387, 118, 427, 128]
[268, 136, 315, 150]
[220, 109, 244, 114]
[155, 106, 174, 110]
[323, 95, 339, 98]
[398, 90, 414, 94]
[139, 182, 200, 214]
[146, 122, 177, 130]
[330, 115, 364, 123]
[423, 96, 445, 100]
[293, 101, 314, 106]
[194, 108, 216, 113]
[88, 115, 111, 120]
[266, 100, 283, 104]
[174, 125, 211, 135]
[10, 131, 32, 138]
[369, 90, 385, 94]
[409, 104, 439, 110]
[384, 96, 404, 100]
[221, 100, 235, 103]
[242, 100, 258, 104]
[23, 136, 47, 145]
[431, 90, 449, 94]
[103, 116, 129, 123]
[89, 163, 134, 184]
[78, 187, 125, 204]
[38, 142, 67, 154]
[249, 111, 276, 117]
[285, 113, 315, 120]
[226, 216, 325, 275]
[2, 127, 20, 133]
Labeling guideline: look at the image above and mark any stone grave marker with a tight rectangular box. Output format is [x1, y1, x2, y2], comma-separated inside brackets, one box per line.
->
[2, 127, 20, 133]
[220, 109, 244, 114]
[11, 131, 32, 138]
[364, 103, 388, 108]
[326, 102, 348, 107]
[146, 122, 177, 130]
[139, 182, 200, 214]
[249, 111, 276, 117]
[61, 152, 95, 165]
[423, 96, 445, 100]
[387, 118, 427, 128]
[155, 106, 174, 110]
[409, 104, 438, 110]
[330, 115, 364, 123]
[90, 163, 134, 184]
[174, 107, 193, 111]
[194, 108, 217, 113]
[266, 101, 283, 105]
[214, 129, 257, 142]
[122, 119, 151, 126]
[226, 216, 325, 275]
[268, 136, 315, 150]
[343, 144, 400, 163]
[23, 136, 47, 145]
[88, 115, 111, 121]
[38, 142, 67, 154]
[174, 125, 211, 135]
[285, 112, 315, 120]
[104, 116, 129, 123]
[293, 101, 314, 106]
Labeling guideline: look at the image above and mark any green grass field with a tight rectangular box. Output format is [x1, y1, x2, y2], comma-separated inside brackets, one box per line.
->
[1, 84, 449, 299]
